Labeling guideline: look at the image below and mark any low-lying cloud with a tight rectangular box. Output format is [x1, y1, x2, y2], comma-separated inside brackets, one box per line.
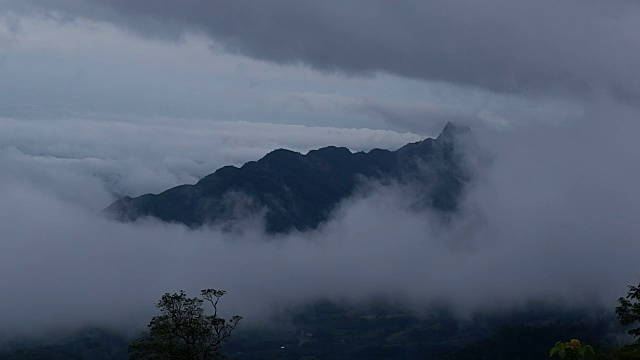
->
[1, 107, 639, 336]
[0, 116, 420, 209]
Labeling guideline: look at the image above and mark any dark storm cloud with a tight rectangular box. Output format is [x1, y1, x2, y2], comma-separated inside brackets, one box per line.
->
[6, 0, 640, 103]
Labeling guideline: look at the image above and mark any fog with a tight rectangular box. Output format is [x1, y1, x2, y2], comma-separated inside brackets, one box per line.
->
[1, 105, 639, 335]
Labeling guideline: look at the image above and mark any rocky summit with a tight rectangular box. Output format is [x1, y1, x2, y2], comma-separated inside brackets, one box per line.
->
[105, 122, 472, 234]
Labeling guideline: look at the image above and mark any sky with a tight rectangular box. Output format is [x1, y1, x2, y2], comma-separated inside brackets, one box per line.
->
[0, 0, 640, 336]
[0, 1, 587, 133]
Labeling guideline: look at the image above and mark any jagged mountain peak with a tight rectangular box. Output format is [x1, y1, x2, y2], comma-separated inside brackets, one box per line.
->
[105, 122, 472, 234]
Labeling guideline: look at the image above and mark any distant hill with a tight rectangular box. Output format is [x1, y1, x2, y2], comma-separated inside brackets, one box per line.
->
[0, 302, 613, 360]
[105, 122, 473, 233]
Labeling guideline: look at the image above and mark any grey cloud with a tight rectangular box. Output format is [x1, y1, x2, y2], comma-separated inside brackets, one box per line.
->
[0, 116, 420, 207]
[2, 0, 639, 341]
[1, 106, 640, 335]
[347, 99, 477, 135]
[340, 93, 582, 134]
[0, 13, 20, 66]
[6, 0, 640, 104]
[0, 13, 20, 44]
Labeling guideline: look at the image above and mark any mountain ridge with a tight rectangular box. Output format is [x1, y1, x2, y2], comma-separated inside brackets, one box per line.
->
[105, 122, 472, 234]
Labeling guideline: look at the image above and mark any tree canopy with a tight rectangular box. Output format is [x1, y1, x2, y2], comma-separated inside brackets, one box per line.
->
[616, 282, 640, 343]
[129, 289, 241, 360]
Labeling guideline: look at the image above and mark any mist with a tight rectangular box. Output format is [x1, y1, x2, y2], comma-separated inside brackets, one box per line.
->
[1, 104, 639, 337]
[0, 116, 420, 208]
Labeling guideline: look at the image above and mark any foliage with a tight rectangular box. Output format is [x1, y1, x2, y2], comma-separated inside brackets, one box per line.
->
[549, 339, 595, 359]
[616, 282, 640, 342]
[223, 300, 610, 360]
[613, 344, 640, 360]
[0, 328, 128, 360]
[128, 289, 242, 360]
[0, 300, 613, 360]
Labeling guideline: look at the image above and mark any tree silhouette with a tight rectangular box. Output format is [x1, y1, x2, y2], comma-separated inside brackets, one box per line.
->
[129, 289, 241, 359]
[616, 282, 640, 342]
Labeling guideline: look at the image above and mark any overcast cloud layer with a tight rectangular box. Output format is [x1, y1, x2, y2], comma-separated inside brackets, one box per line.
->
[5, 0, 640, 105]
[1, 0, 639, 340]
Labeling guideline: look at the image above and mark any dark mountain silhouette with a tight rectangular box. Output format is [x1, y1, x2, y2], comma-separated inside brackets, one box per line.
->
[105, 122, 473, 233]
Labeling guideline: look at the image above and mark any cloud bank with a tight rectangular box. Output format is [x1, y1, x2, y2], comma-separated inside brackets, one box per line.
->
[0, 116, 420, 209]
[1, 109, 639, 336]
[0, 0, 639, 338]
